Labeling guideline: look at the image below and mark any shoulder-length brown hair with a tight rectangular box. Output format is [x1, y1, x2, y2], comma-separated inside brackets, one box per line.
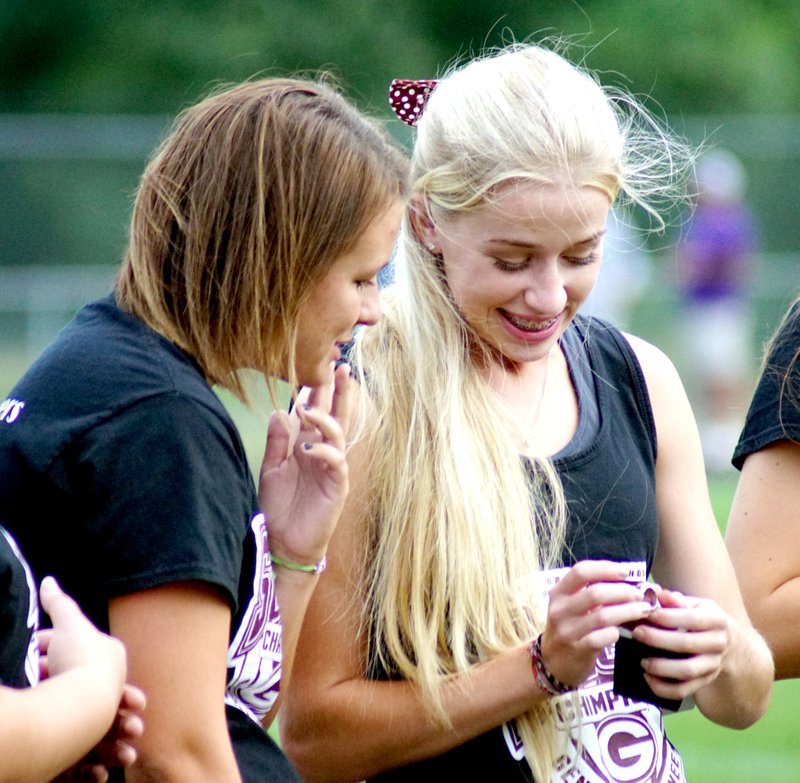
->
[116, 78, 408, 399]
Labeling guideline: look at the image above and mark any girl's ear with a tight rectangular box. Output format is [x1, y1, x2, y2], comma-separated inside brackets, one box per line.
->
[408, 195, 440, 253]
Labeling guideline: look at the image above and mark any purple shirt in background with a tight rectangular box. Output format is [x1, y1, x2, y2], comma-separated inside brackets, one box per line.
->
[678, 202, 759, 302]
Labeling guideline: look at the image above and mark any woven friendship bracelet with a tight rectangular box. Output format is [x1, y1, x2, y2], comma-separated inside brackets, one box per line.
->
[388, 79, 439, 126]
[529, 633, 573, 697]
[270, 553, 327, 575]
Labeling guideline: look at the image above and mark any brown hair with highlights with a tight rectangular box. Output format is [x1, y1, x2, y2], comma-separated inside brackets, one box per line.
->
[117, 78, 408, 398]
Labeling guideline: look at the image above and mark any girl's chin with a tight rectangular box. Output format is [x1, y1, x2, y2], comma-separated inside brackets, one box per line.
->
[296, 360, 338, 389]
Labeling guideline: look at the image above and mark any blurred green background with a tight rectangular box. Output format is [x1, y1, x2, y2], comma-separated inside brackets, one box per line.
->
[1, 2, 799, 780]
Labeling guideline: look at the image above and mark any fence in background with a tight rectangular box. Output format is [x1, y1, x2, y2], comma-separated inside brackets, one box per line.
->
[0, 265, 116, 359]
[1, 112, 798, 361]
[1, 251, 797, 363]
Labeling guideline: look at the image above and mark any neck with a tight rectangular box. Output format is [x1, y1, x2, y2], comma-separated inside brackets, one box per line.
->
[486, 344, 579, 458]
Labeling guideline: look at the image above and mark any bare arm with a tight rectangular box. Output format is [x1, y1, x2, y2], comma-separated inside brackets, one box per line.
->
[627, 334, 773, 728]
[0, 577, 143, 783]
[726, 440, 800, 679]
[0, 675, 124, 783]
[108, 582, 242, 783]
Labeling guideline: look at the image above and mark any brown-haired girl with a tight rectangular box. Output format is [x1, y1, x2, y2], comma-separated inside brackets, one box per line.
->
[0, 77, 407, 781]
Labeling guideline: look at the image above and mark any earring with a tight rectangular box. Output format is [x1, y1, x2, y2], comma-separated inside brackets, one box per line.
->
[426, 243, 438, 253]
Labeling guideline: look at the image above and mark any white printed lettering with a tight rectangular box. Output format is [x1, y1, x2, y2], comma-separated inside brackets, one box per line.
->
[0, 398, 25, 424]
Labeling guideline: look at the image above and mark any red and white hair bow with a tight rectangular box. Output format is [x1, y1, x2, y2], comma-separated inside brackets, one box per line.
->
[388, 79, 439, 126]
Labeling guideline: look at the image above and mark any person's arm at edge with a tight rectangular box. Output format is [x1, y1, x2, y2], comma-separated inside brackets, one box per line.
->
[0, 579, 125, 783]
[0, 576, 143, 783]
[0, 671, 121, 783]
[726, 440, 800, 679]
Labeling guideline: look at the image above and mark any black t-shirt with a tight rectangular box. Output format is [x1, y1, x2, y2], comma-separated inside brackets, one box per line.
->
[733, 301, 800, 469]
[369, 317, 684, 783]
[0, 527, 37, 689]
[0, 294, 299, 782]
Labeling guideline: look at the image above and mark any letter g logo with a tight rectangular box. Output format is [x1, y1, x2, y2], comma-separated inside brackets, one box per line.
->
[596, 714, 659, 782]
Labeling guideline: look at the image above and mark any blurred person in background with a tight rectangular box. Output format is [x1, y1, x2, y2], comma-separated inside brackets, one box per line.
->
[0, 78, 407, 782]
[675, 148, 760, 472]
[582, 208, 652, 331]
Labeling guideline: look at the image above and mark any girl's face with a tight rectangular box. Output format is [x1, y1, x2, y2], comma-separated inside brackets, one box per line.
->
[293, 199, 403, 387]
[425, 181, 610, 371]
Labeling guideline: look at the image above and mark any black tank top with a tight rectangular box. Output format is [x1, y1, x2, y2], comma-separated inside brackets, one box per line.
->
[369, 315, 660, 782]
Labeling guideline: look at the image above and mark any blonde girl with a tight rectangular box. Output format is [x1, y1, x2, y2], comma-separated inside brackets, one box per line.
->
[282, 44, 772, 783]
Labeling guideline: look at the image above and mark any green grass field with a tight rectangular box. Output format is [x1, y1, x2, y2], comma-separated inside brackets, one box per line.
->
[3, 347, 799, 780]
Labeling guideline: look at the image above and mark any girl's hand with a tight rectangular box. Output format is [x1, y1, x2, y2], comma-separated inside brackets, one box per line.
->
[540, 560, 657, 688]
[259, 361, 354, 566]
[632, 586, 731, 702]
[38, 577, 146, 781]
[38, 577, 127, 688]
[52, 684, 146, 782]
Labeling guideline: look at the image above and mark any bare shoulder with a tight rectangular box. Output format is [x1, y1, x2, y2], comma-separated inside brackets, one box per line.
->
[621, 331, 686, 402]
[621, 332, 679, 377]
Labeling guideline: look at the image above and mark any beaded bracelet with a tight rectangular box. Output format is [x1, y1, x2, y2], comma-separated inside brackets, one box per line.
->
[270, 553, 327, 575]
[528, 634, 573, 697]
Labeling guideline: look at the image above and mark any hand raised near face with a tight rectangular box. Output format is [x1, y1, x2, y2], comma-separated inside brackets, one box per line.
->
[259, 361, 355, 566]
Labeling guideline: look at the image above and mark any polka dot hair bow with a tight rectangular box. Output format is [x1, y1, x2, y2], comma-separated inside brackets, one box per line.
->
[389, 79, 439, 126]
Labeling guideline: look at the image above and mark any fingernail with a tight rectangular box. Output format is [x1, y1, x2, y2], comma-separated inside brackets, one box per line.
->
[303, 442, 313, 451]
[642, 586, 658, 609]
[302, 403, 311, 411]
[40, 576, 58, 594]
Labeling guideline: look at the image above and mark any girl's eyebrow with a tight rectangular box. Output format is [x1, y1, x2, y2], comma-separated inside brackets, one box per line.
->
[483, 230, 607, 249]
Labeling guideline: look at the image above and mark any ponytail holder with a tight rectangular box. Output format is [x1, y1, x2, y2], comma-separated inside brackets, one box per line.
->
[389, 79, 439, 127]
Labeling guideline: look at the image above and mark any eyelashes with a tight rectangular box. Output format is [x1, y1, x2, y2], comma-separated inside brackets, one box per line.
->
[492, 251, 599, 272]
[492, 258, 526, 272]
[565, 251, 600, 267]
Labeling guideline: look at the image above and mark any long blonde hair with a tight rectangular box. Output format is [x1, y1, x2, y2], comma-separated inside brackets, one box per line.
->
[353, 43, 692, 782]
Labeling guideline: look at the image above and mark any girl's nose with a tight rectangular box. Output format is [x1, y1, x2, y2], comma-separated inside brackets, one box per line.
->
[358, 285, 382, 327]
[522, 261, 567, 315]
